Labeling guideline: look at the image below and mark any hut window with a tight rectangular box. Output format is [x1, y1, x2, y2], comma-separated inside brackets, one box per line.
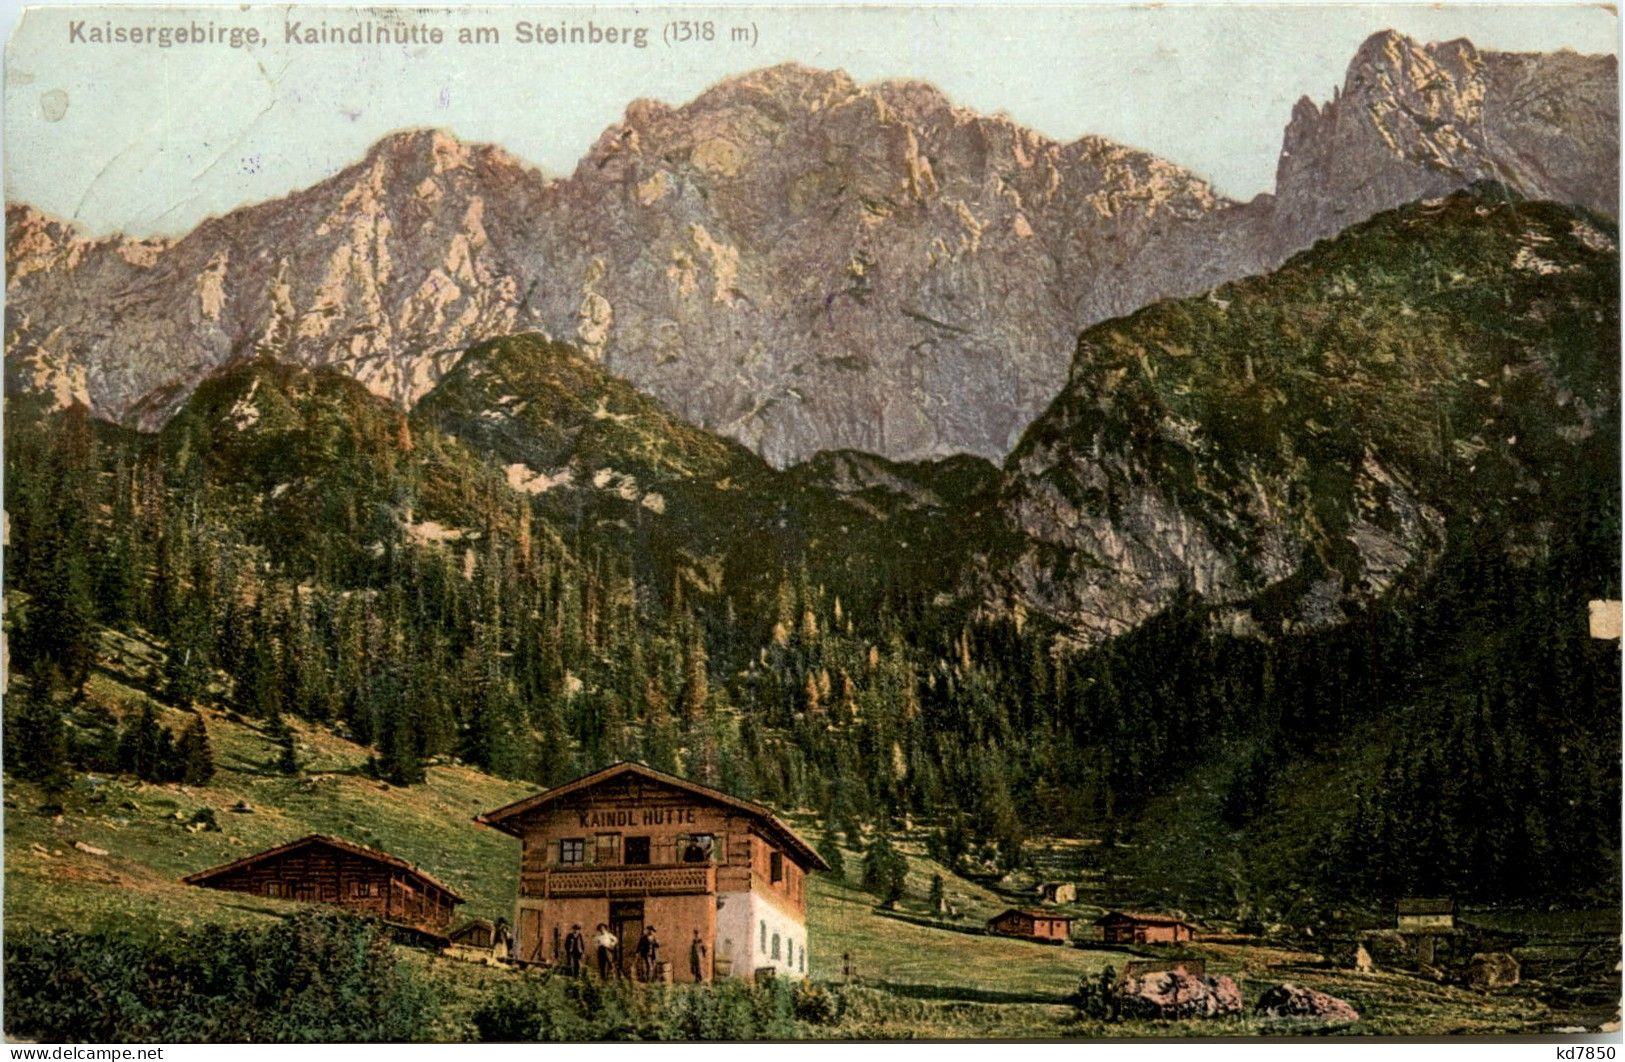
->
[559, 838, 586, 866]
[771, 933, 781, 960]
[770, 850, 784, 883]
[799, 946, 805, 973]
[624, 837, 651, 865]
[680, 834, 715, 863]
[264, 882, 282, 898]
[595, 833, 621, 865]
[759, 920, 767, 953]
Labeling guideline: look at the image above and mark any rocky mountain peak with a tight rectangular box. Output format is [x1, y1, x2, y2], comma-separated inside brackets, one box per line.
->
[5, 33, 1616, 468]
[1268, 30, 1616, 260]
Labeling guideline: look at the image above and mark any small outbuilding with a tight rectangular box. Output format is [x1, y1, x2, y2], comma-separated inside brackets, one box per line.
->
[1095, 910, 1196, 945]
[988, 908, 1072, 943]
[1036, 882, 1077, 904]
[1395, 898, 1455, 934]
[182, 833, 463, 936]
[448, 918, 497, 949]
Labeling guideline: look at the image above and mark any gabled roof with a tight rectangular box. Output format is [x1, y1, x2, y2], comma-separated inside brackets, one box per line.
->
[182, 833, 464, 903]
[1396, 898, 1455, 915]
[448, 918, 496, 940]
[990, 907, 1072, 923]
[475, 761, 829, 871]
[1094, 910, 1193, 927]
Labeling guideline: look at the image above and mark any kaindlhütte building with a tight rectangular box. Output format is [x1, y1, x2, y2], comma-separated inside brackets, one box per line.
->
[477, 762, 827, 981]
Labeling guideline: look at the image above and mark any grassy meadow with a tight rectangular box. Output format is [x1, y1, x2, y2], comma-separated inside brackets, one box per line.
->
[1, 634, 1608, 1039]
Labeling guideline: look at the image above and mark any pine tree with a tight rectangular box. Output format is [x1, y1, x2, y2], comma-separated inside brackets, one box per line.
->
[862, 828, 908, 908]
[817, 822, 846, 881]
[177, 715, 215, 785]
[165, 606, 214, 708]
[4, 685, 68, 786]
[117, 704, 166, 781]
[270, 714, 300, 775]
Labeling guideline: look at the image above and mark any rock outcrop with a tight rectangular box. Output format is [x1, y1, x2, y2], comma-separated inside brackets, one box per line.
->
[1254, 983, 1361, 1023]
[1117, 970, 1244, 1020]
[6, 33, 1616, 468]
[987, 190, 1618, 639]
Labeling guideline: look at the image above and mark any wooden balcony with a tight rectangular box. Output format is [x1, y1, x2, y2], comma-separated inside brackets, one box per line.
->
[521, 863, 715, 899]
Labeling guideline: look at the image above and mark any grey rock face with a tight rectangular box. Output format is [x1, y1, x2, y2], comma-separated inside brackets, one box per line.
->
[5, 33, 1617, 469]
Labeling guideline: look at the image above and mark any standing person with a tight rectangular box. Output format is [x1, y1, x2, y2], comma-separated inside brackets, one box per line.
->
[689, 928, 709, 983]
[563, 923, 586, 977]
[493, 918, 512, 963]
[594, 923, 618, 979]
[636, 925, 660, 981]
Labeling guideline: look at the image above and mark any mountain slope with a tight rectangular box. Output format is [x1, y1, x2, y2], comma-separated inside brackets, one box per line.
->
[6, 33, 1615, 466]
[990, 186, 1619, 640]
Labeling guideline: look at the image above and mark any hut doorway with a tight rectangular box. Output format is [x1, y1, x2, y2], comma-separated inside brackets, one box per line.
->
[611, 900, 644, 976]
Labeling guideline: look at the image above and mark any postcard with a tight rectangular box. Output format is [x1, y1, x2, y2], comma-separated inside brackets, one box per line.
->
[3, 2, 1620, 1043]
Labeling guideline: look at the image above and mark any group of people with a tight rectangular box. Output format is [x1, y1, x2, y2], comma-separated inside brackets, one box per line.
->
[560, 923, 709, 982]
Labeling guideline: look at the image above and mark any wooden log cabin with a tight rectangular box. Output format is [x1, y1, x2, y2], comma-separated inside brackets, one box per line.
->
[182, 834, 463, 937]
[987, 908, 1073, 944]
[476, 762, 828, 982]
[1094, 910, 1196, 945]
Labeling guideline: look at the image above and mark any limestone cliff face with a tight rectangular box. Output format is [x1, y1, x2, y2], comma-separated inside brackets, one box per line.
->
[985, 191, 1619, 641]
[6, 33, 1617, 467]
[1265, 32, 1618, 261]
[530, 64, 1230, 466]
[6, 132, 547, 428]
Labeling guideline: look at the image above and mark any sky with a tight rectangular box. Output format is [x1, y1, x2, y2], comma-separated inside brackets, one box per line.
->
[3, 2, 1618, 237]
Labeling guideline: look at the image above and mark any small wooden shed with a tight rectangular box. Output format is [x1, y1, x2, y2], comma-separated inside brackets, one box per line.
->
[1094, 911, 1195, 945]
[988, 908, 1072, 943]
[1395, 898, 1455, 934]
[182, 833, 463, 936]
[448, 918, 497, 949]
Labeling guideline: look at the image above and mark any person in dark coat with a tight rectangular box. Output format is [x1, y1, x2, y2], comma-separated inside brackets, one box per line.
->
[689, 928, 709, 982]
[563, 923, 586, 976]
[636, 925, 660, 981]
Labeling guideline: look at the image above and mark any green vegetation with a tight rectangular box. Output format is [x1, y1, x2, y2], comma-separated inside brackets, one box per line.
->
[4, 912, 437, 1042]
[469, 973, 799, 1041]
[1, 187, 1618, 1039]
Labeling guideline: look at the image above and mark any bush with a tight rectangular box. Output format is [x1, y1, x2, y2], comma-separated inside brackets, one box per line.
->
[4, 912, 436, 1042]
[792, 980, 840, 1026]
[471, 975, 800, 1041]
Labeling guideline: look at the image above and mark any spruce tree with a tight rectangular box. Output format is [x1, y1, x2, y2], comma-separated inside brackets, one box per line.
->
[817, 822, 846, 881]
[177, 716, 215, 785]
[862, 828, 908, 908]
[270, 714, 300, 775]
[4, 685, 68, 786]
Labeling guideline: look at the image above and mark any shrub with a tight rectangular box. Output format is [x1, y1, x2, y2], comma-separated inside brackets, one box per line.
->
[792, 980, 840, 1026]
[4, 912, 436, 1042]
[471, 975, 800, 1042]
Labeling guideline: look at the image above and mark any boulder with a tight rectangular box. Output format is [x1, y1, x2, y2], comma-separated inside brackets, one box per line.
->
[73, 841, 108, 856]
[1254, 983, 1361, 1023]
[1468, 952, 1520, 989]
[1117, 970, 1243, 1020]
[230, 801, 255, 814]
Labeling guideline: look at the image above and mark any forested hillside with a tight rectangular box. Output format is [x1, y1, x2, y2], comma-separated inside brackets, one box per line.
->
[5, 188, 1618, 919]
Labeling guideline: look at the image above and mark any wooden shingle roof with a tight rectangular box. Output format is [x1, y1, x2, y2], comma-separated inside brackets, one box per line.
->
[182, 833, 464, 903]
[1094, 910, 1194, 927]
[475, 761, 829, 871]
[991, 907, 1071, 923]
